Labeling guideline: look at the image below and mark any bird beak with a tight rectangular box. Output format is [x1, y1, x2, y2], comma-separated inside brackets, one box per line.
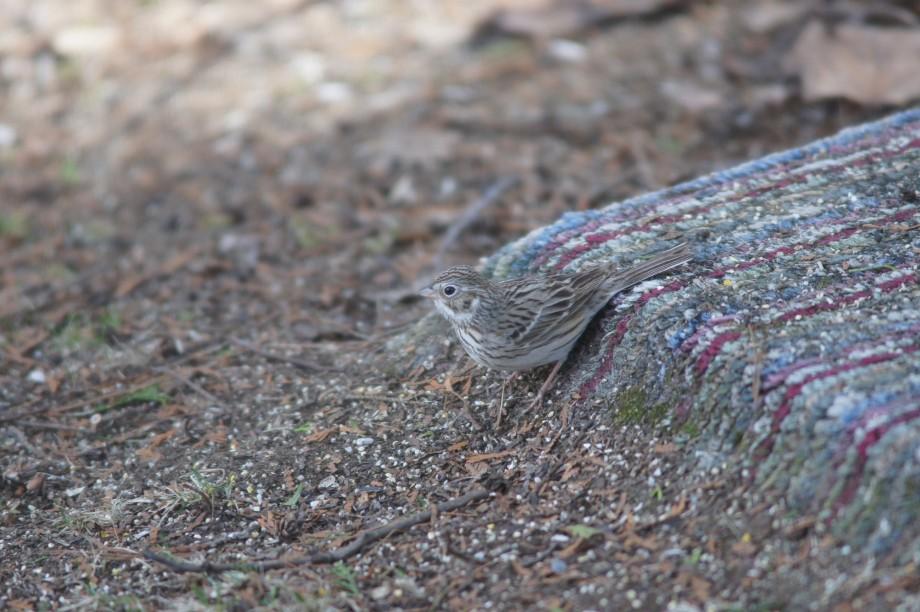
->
[418, 286, 435, 299]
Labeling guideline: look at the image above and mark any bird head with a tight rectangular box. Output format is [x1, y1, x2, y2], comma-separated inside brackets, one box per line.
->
[419, 266, 492, 325]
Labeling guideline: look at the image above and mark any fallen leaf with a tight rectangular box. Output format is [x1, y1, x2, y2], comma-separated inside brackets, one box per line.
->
[258, 511, 279, 537]
[690, 574, 711, 602]
[558, 536, 596, 559]
[136, 428, 177, 463]
[464, 461, 489, 477]
[731, 538, 758, 557]
[786, 22, 920, 105]
[465, 449, 515, 464]
[784, 516, 816, 540]
[26, 473, 45, 493]
[186, 510, 207, 533]
[623, 531, 659, 551]
[425, 377, 451, 393]
[669, 495, 689, 517]
[304, 428, 335, 443]
[511, 559, 532, 577]
[560, 463, 580, 481]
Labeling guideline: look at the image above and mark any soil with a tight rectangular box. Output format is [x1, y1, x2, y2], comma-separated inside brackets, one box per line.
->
[1, 1, 915, 610]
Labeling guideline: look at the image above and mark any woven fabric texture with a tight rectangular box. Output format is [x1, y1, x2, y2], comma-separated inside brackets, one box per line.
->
[483, 109, 920, 558]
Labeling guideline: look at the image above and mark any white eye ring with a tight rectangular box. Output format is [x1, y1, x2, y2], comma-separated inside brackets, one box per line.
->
[442, 284, 457, 297]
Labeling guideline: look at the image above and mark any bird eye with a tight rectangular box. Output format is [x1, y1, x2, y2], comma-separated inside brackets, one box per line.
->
[442, 284, 457, 297]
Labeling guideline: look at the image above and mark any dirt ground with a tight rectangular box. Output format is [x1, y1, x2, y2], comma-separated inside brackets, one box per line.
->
[1, 0, 918, 609]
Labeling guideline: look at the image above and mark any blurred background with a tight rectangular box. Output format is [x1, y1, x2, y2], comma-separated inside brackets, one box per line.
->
[3, 0, 918, 342]
[3, 1, 920, 608]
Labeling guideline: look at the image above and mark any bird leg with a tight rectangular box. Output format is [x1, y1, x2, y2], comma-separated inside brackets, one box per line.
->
[496, 378, 506, 429]
[527, 360, 564, 410]
[495, 371, 520, 429]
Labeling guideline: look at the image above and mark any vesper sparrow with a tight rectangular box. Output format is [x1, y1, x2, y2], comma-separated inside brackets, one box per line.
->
[420, 242, 692, 408]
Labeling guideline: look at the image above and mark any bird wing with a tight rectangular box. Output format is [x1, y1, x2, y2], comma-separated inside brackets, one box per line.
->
[497, 267, 608, 346]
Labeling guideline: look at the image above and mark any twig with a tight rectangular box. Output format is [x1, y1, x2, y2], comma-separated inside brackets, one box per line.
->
[0, 338, 231, 424]
[337, 395, 407, 407]
[230, 338, 330, 372]
[15, 420, 86, 432]
[114, 246, 201, 298]
[0, 347, 38, 368]
[286, 314, 371, 341]
[54, 376, 168, 418]
[144, 488, 491, 574]
[443, 381, 483, 432]
[520, 543, 560, 568]
[152, 366, 222, 406]
[433, 176, 518, 271]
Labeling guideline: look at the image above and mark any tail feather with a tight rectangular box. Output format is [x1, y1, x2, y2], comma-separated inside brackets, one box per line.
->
[606, 242, 692, 294]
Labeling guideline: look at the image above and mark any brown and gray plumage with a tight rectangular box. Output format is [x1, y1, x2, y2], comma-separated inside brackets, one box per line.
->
[419, 243, 692, 403]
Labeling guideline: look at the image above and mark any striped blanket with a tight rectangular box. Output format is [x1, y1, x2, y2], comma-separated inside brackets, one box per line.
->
[483, 109, 920, 558]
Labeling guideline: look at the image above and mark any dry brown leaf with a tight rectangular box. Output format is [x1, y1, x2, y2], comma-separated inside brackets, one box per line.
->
[46, 374, 62, 394]
[623, 531, 659, 551]
[26, 473, 45, 493]
[186, 510, 207, 533]
[786, 22, 920, 105]
[138, 428, 177, 460]
[560, 463, 580, 482]
[784, 516, 816, 540]
[557, 537, 590, 559]
[258, 511, 279, 537]
[669, 495, 689, 517]
[465, 449, 515, 464]
[690, 574, 711, 602]
[511, 559, 532, 578]
[731, 538, 758, 557]
[677, 571, 712, 601]
[136, 445, 162, 463]
[190, 423, 228, 448]
[658, 559, 676, 575]
[303, 428, 335, 443]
